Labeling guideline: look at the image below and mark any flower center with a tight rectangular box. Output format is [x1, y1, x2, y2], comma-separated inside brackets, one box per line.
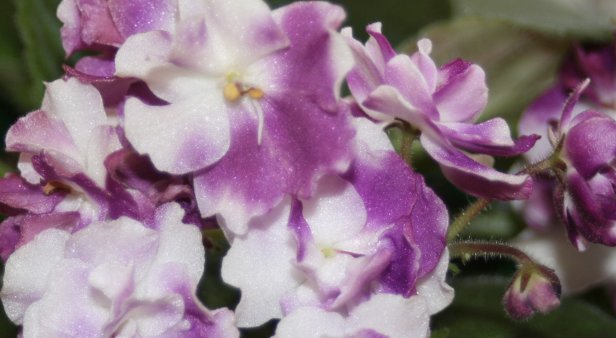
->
[222, 72, 265, 102]
[222, 72, 267, 145]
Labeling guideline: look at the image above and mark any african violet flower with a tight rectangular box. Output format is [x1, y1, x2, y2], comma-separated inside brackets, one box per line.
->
[0, 78, 121, 256]
[114, 0, 356, 234]
[221, 118, 452, 333]
[0, 78, 203, 260]
[520, 80, 616, 249]
[344, 23, 538, 200]
[1, 203, 238, 337]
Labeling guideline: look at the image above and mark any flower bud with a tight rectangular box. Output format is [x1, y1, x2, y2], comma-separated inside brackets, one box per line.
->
[503, 265, 561, 320]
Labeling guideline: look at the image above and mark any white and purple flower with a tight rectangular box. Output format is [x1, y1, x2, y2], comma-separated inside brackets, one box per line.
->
[1, 203, 238, 337]
[520, 76, 616, 249]
[221, 119, 453, 335]
[344, 23, 538, 200]
[114, 0, 356, 235]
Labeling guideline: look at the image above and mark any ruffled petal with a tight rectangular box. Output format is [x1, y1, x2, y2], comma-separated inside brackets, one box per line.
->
[434, 59, 487, 123]
[220, 199, 298, 327]
[123, 95, 231, 175]
[439, 119, 539, 157]
[421, 135, 533, 200]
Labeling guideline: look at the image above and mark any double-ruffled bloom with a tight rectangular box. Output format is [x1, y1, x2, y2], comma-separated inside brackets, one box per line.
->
[344, 24, 538, 200]
[221, 119, 453, 337]
[2, 203, 238, 337]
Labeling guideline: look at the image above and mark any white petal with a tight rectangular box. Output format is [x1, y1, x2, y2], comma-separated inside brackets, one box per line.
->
[302, 176, 367, 246]
[221, 198, 298, 327]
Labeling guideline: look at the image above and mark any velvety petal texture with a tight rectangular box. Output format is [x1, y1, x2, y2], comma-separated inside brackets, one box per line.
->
[520, 74, 616, 248]
[1, 203, 238, 337]
[221, 117, 451, 331]
[116, 0, 355, 234]
[344, 24, 537, 200]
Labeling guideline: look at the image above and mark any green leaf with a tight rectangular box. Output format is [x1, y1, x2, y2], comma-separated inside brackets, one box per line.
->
[461, 203, 524, 240]
[401, 18, 568, 129]
[433, 277, 616, 338]
[269, 0, 451, 45]
[14, 0, 64, 111]
[451, 0, 616, 41]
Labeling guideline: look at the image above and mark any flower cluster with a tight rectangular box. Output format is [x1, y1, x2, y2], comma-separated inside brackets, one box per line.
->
[0, 0, 555, 337]
[519, 40, 616, 250]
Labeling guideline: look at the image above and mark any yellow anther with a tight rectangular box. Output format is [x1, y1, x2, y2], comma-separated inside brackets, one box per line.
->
[42, 181, 71, 195]
[247, 88, 265, 100]
[223, 83, 242, 102]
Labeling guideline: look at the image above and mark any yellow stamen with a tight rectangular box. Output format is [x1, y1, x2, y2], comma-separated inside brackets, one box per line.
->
[247, 88, 265, 100]
[42, 181, 71, 195]
[223, 83, 241, 102]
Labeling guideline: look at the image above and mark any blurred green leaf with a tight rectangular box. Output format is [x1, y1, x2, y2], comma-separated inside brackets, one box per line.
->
[402, 18, 568, 129]
[14, 0, 64, 111]
[269, 0, 451, 45]
[451, 0, 616, 41]
[0, 1, 29, 112]
[462, 203, 524, 240]
[433, 277, 616, 338]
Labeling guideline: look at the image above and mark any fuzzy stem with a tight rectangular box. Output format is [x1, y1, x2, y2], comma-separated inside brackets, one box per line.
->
[449, 241, 534, 266]
[447, 198, 491, 241]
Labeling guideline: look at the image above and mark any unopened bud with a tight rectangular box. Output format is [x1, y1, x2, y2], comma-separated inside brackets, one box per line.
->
[503, 264, 561, 320]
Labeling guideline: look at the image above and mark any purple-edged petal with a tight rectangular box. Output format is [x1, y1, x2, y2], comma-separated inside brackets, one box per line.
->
[41, 78, 110, 155]
[384, 55, 438, 118]
[362, 85, 435, 131]
[170, 0, 288, 72]
[439, 119, 539, 157]
[269, 1, 352, 111]
[434, 59, 487, 123]
[365, 23, 397, 64]
[421, 135, 533, 200]
[6, 110, 79, 160]
[123, 95, 230, 175]
[343, 27, 386, 109]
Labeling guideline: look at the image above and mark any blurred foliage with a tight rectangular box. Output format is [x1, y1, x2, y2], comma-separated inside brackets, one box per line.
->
[13, 0, 63, 112]
[451, 0, 616, 41]
[432, 277, 616, 338]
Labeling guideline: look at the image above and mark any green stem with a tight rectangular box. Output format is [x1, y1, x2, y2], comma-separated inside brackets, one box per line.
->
[447, 198, 491, 241]
[399, 122, 418, 167]
[449, 240, 533, 266]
